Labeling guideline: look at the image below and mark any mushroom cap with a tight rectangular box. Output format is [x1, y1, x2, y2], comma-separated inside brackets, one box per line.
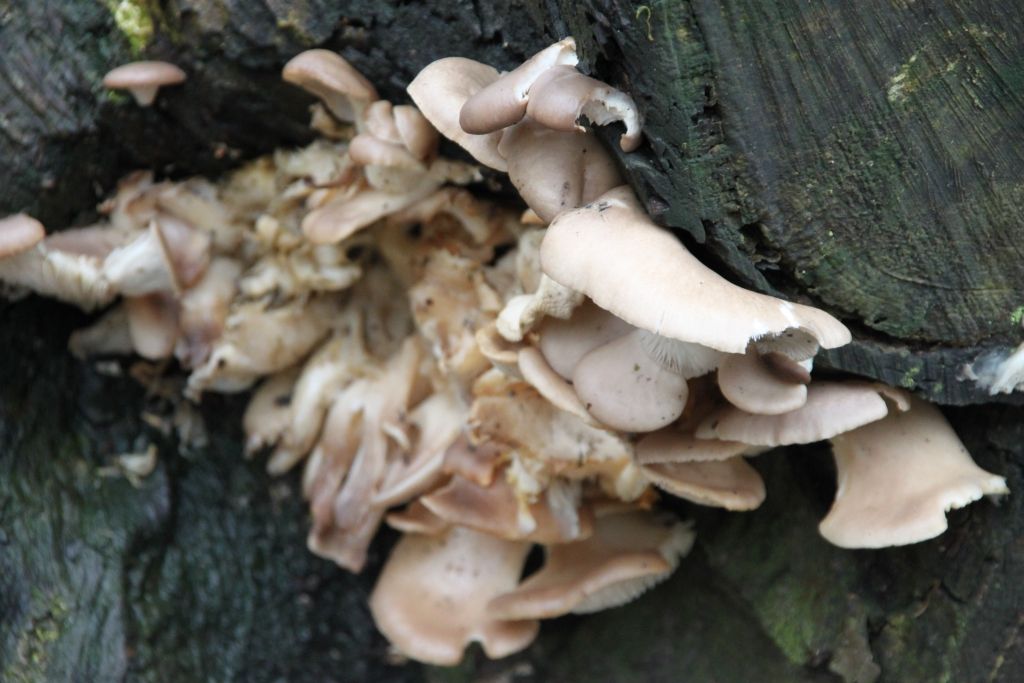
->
[407, 57, 508, 171]
[572, 329, 690, 433]
[497, 120, 623, 222]
[282, 49, 377, 122]
[541, 186, 851, 354]
[458, 37, 578, 135]
[393, 104, 439, 162]
[421, 471, 594, 543]
[697, 382, 909, 447]
[717, 349, 809, 415]
[819, 396, 1009, 548]
[0, 214, 45, 257]
[487, 508, 694, 620]
[103, 61, 186, 91]
[636, 428, 758, 464]
[385, 500, 450, 536]
[125, 292, 179, 360]
[640, 458, 766, 511]
[525, 65, 643, 152]
[538, 298, 632, 379]
[369, 526, 538, 665]
[517, 346, 596, 424]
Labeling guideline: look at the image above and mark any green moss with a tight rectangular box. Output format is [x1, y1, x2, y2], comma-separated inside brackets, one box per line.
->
[3, 592, 71, 681]
[103, 0, 155, 53]
[1009, 306, 1024, 326]
[899, 365, 921, 389]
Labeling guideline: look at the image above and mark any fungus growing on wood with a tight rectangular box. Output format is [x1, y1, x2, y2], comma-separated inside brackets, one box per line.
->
[5, 35, 1012, 672]
[102, 61, 186, 106]
[819, 396, 1008, 548]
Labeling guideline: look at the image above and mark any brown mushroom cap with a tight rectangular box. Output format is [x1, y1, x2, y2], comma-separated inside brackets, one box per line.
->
[0, 214, 45, 257]
[525, 65, 643, 152]
[497, 120, 623, 222]
[393, 105, 439, 162]
[541, 186, 851, 354]
[819, 396, 1009, 548]
[697, 382, 909, 447]
[282, 49, 377, 122]
[102, 61, 186, 106]
[458, 38, 578, 135]
[487, 508, 694, 620]
[407, 57, 508, 171]
[369, 527, 538, 665]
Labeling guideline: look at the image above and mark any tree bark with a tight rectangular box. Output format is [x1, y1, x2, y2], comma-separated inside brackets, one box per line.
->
[1, 1, 1022, 682]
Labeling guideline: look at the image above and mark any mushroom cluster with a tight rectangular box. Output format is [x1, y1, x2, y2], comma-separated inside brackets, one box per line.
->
[0, 39, 1009, 666]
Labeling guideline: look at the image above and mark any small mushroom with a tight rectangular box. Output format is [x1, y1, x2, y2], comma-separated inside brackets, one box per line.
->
[282, 49, 377, 123]
[102, 61, 186, 106]
[369, 526, 538, 665]
[102, 216, 210, 296]
[524, 65, 643, 152]
[487, 508, 694, 620]
[716, 348, 809, 415]
[819, 396, 1008, 548]
[243, 368, 301, 456]
[0, 214, 45, 257]
[459, 38, 579, 135]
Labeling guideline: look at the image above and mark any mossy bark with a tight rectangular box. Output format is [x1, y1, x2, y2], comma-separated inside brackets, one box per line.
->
[1, 1, 1023, 681]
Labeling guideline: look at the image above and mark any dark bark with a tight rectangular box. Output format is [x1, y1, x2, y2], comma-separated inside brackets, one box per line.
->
[2, 1, 1023, 682]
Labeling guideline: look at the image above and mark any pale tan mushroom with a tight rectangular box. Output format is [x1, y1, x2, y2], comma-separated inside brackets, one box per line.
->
[496, 274, 583, 342]
[497, 120, 623, 222]
[124, 292, 179, 360]
[102, 216, 210, 296]
[0, 220, 114, 310]
[487, 508, 694, 620]
[175, 257, 241, 368]
[636, 427, 760, 465]
[186, 295, 340, 397]
[0, 214, 45, 257]
[385, 500, 449, 536]
[571, 328, 718, 433]
[537, 298, 632, 379]
[696, 382, 910, 447]
[640, 458, 766, 511]
[67, 305, 134, 359]
[103, 61, 186, 106]
[717, 348, 809, 415]
[469, 378, 644, 501]
[541, 186, 851, 354]
[459, 38, 578, 134]
[282, 49, 377, 122]
[407, 57, 508, 171]
[369, 526, 538, 665]
[517, 346, 596, 424]
[243, 368, 301, 456]
[819, 396, 1009, 548]
[420, 471, 594, 543]
[525, 65, 643, 152]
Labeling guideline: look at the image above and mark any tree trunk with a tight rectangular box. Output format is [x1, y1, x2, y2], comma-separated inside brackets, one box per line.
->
[1, 1, 1022, 681]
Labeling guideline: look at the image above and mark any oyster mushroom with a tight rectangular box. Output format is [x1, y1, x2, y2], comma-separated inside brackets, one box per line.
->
[541, 186, 851, 354]
[103, 61, 186, 106]
[819, 396, 1008, 548]
[369, 526, 538, 665]
[487, 508, 694, 620]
